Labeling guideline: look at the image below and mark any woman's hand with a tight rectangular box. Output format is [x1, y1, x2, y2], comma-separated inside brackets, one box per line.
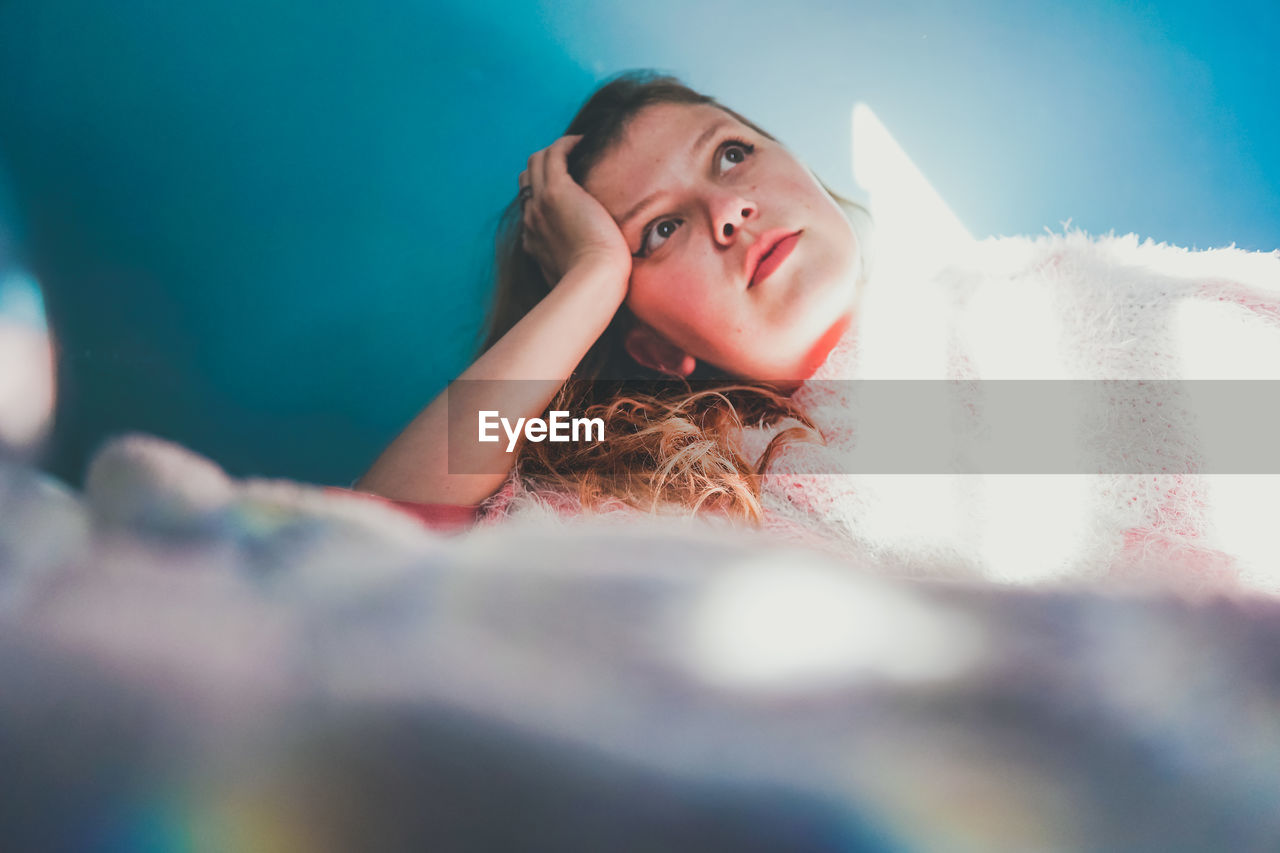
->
[519, 135, 632, 291]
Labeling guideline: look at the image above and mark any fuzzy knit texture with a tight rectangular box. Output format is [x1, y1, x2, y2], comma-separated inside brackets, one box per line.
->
[481, 231, 1280, 594]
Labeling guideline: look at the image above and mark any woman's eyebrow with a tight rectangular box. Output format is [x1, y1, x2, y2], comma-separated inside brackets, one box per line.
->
[616, 118, 737, 230]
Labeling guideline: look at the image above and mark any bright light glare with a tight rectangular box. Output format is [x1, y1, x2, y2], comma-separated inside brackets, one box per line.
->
[0, 270, 55, 452]
[851, 102, 972, 271]
[1207, 476, 1280, 592]
[849, 103, 973, 380]
[690, 560, 985, 690]
[979, 476, 1092, 583]
[1174, 299, 1280, 379]
[959, 275, 1069, 379]
[856, 474, 968, 552]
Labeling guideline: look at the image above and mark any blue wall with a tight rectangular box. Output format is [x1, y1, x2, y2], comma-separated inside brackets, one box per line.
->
[0, 0, 1274, 487]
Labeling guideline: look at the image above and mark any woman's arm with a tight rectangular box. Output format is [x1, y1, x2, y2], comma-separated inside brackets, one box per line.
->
[354, 259, 626, 505]
[355, 135, 631, 506]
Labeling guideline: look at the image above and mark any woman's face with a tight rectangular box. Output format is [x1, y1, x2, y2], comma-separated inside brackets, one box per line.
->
[583, 102, 860, 383]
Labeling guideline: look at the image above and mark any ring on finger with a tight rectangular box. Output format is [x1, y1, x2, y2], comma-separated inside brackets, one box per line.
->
[518, 185, 533, 207]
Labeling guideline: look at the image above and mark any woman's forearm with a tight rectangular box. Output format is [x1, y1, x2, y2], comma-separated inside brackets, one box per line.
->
[355, 261, 628, 506]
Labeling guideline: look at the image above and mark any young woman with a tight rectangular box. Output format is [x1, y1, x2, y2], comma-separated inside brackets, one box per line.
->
[354, 72, 868, 525]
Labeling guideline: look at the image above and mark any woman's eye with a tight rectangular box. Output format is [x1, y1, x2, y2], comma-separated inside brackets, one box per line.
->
[718, 140, 755, 173]
[640, 218, 682, 256]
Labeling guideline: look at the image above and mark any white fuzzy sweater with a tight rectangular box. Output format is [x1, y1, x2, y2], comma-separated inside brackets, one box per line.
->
[489, 231, 1280, 594]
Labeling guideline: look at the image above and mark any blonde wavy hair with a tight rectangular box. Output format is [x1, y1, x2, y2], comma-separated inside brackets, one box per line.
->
[481, 71, 867, 522]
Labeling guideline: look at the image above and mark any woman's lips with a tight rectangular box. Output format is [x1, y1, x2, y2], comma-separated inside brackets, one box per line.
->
[749, 231, 802, 288]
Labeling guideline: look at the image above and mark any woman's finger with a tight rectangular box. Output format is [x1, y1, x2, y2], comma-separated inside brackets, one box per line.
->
[522, 156, 543, 224]
[517, 169, 531, 204]
[541, 134, 582, 187]
[526, 149, 548, 206]
[517, 168, 533, 212]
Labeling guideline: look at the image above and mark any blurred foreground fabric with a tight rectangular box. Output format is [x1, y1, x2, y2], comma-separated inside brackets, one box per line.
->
[3, 433, 1280, 851]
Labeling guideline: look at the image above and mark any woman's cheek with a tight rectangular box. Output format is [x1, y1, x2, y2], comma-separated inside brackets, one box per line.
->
[631, 267, 704, 318]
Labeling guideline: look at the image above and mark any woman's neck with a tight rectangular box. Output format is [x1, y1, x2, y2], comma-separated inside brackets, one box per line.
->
[799, 309, 857, 381]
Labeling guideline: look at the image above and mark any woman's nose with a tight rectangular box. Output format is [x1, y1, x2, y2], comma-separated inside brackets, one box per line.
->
[713, 197, 757, 245]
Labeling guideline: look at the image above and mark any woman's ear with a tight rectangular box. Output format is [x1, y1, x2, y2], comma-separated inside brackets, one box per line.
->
[624, 324, 697, 378]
